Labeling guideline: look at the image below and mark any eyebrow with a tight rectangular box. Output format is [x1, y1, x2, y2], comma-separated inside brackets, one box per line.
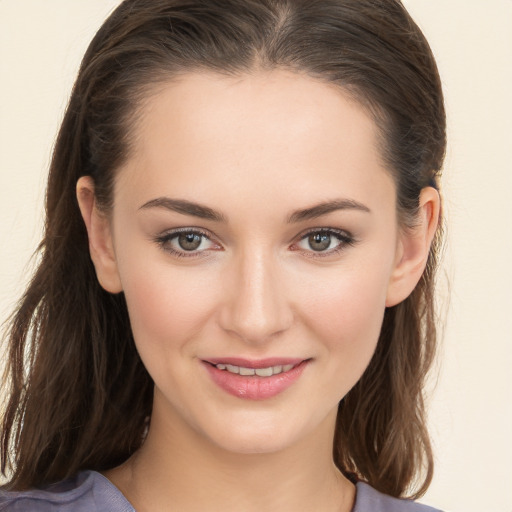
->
[286, 198, 371, 223]
[139, 197, 370, 222]
[139, 197, 227, 222]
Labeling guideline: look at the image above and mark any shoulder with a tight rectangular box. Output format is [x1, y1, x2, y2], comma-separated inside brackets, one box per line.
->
[0, 471, 134, 512]
[353, 482, 443, 512]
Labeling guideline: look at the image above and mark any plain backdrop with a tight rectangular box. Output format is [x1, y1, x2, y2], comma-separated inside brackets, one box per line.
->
[1, 2, 511, 511]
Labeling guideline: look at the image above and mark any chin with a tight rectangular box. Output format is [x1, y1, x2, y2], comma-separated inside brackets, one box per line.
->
[197, 406, 335, 457]
[210, 425, 301, 455]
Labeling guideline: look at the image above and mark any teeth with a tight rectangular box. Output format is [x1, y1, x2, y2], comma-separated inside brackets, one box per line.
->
[255, 367, 273, 377]
[215, 363, 297, 376]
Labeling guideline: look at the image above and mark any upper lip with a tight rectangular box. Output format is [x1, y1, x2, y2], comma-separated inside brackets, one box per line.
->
[203, 357, 308, 369]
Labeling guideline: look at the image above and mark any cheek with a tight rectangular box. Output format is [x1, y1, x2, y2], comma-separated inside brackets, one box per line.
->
[294, 261, 391, 375]
[118, 257, 219, 355]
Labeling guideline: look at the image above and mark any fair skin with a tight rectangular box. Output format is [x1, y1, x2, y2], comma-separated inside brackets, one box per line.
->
[77, 70, 439, 512]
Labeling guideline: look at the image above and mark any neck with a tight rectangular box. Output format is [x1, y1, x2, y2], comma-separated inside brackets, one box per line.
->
[105, 399, 355, 512]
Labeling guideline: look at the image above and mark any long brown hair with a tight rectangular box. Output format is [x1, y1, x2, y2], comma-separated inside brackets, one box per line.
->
[1, 0, 446, 497]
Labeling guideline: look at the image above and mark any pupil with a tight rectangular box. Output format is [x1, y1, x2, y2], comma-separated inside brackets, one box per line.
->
[179, 233, 202, 251]
[309, 233, 331, 251]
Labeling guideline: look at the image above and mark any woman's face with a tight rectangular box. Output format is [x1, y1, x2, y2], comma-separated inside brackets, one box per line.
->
[89, 70, 414, 455]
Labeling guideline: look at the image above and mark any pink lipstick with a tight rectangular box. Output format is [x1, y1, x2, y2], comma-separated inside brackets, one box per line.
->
[202, 357, 309, 400]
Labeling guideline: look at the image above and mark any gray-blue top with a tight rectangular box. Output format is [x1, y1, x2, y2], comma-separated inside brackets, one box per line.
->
[0, 470, 442, 511]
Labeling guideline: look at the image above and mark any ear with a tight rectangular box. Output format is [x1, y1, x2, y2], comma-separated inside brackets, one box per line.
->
[76, 176, 123, 293]
[386, 187, 440, 307]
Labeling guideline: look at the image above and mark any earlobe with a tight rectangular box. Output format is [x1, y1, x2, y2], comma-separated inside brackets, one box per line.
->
[385, 187, 440, 307]
[76, 176, 123, 294]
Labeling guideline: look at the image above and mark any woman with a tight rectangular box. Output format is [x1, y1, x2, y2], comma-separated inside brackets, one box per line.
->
[0, 0, 445, 510]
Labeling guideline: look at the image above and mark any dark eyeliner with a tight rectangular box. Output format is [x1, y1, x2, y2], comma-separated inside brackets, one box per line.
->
[153, 227, 215, 259]
[294, 227, 357, 258]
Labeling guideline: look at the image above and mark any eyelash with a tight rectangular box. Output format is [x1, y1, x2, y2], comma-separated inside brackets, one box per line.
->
[154, 227, 217, 259]
[154, 227, 356, 260]
[293, 228, 356, 258]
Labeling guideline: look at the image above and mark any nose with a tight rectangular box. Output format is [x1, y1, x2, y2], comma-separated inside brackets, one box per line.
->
[218, 249, 294, 345]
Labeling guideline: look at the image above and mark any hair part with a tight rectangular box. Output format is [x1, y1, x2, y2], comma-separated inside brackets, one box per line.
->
[1, 0, 445, 497]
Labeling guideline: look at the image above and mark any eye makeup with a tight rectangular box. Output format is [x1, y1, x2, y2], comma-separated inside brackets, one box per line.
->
[153, 226, 357, 260]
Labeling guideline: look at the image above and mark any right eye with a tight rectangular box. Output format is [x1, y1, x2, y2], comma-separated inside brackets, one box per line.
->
[291, 227, 356, 258]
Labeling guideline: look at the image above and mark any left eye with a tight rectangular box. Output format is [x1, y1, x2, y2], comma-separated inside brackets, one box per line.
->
[296, 230, 353, 253]
[156, 230, 218, 256]
[175, 232, 206, 251]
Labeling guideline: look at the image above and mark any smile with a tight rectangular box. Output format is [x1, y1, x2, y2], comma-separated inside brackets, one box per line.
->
[203, 358, 309, 400]
[214, 363, 296, 377]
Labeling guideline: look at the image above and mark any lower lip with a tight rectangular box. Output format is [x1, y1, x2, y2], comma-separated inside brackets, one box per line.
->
[203, 361, 309, 400]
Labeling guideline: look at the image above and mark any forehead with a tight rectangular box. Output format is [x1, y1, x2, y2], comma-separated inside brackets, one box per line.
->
[115, 69, 394, 214]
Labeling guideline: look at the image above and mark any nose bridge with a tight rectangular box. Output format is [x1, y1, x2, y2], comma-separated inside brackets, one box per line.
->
[220, 245, 292, 344]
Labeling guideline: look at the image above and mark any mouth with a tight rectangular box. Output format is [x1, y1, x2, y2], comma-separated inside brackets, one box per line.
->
[213, 363, 296, 377]
[202, 358, 310, 400]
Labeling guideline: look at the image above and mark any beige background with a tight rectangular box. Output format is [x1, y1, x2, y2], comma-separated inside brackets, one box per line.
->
[1, 1, 511, 511]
